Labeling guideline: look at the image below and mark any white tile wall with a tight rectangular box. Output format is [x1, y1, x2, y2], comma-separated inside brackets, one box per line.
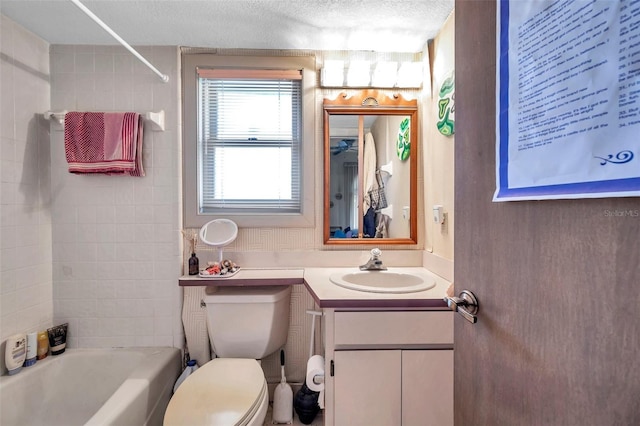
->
[48, 44, 183, 350]
[0, 15, 53, 373]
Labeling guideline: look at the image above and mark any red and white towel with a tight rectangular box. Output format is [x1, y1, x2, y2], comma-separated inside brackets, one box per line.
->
[64, 112, 145, 176]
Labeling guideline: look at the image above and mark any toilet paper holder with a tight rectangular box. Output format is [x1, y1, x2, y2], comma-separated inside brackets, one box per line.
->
[312, 374, 324, 385]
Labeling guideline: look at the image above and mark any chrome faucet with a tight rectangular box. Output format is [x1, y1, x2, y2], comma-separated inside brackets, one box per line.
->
[359, 248, 387, 271]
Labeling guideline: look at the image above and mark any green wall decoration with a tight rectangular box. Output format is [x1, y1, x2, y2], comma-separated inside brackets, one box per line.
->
[437, 71, 455, 136]
[397, 117, 411, 160]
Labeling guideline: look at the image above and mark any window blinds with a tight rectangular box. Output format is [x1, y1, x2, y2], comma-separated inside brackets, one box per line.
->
[197, 68, 303, 213]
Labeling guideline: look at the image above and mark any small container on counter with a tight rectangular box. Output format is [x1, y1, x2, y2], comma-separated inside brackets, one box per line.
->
[188, 253, 199, 275]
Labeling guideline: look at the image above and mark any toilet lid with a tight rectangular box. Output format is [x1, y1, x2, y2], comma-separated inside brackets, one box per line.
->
[164, 358, 266, 426]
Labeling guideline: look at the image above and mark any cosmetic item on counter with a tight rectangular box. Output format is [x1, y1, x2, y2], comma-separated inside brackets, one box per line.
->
[5, 334, 27, 375]
[24, 332, 37, 367]
[37, 331, 49, 360]
[47, 323, 68, 355]
[188, 253, 199, 275]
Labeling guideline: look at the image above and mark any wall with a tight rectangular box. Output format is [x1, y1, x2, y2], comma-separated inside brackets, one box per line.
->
[329, 149, 358, 232]
[371, 115, 412, 238]
[180, 54, 427, 382]
[0, 15, 53, 374]
[422, 11, 455, 281]
[48, 45, 183, 349]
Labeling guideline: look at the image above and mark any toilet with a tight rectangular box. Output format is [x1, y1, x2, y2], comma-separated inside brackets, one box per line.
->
[164, 285, 292, 426]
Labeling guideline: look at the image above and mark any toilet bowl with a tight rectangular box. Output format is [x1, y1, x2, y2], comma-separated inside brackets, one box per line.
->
[164, 285, 292, 426]
[164, 358, 268, 426]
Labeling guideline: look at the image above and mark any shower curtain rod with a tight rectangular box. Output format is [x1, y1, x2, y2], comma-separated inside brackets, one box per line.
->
[70, 0, 169, 83]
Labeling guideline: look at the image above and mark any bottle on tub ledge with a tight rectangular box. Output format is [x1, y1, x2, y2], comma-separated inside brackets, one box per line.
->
[188, 252, 199, 275]
[23, 332, 37, 367]
[5, 334, 27, 375]
[47, 323, 68, 355]
[37, 330, 49, 360]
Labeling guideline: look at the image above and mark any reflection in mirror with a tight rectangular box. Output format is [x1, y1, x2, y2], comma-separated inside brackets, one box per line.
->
[324, 91, 418, 245]
[329, 115, 359, 237]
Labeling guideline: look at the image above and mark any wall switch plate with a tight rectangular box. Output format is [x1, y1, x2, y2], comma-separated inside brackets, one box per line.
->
[433, 205, 444, 224]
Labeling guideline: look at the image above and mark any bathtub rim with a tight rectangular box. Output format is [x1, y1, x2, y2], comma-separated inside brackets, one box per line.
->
[0, 347, 181, 426]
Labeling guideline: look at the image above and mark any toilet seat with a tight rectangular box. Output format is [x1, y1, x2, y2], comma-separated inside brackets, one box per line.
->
[164, 358, 268, 426]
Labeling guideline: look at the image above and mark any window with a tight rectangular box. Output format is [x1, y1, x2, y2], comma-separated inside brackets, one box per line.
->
[197, 69, 301, 213]
[182, 54, 315, 228]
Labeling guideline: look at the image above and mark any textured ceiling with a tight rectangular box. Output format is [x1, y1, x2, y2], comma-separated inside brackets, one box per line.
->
[1, 0, 454, 52]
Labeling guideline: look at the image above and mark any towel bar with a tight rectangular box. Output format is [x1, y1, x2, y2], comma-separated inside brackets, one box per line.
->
[43, 110, 165, 132]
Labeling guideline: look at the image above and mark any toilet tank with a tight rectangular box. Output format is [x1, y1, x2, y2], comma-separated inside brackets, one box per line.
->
[204, 286, 292, 359]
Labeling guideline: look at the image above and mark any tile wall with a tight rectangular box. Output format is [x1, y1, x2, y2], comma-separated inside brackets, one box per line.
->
[48, 44, 183, 349]
[0, 15, 53, 373]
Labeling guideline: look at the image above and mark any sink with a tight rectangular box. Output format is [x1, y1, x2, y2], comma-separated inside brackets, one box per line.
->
[329, 270, 436, 294]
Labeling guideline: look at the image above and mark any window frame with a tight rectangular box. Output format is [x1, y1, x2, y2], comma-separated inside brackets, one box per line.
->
[182, 54, 316, 229]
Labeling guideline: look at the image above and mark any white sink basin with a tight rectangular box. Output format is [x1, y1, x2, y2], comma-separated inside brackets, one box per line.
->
[329, 270, 436, 294]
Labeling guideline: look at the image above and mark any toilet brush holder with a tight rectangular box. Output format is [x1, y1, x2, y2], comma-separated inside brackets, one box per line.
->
[272, 349, 293, 424]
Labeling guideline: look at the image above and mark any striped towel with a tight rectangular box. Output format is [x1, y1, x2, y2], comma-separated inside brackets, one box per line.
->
[64, 112, 144, 176]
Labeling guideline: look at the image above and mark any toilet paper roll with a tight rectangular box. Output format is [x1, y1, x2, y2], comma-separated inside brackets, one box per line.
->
[306, 355, 325, 392]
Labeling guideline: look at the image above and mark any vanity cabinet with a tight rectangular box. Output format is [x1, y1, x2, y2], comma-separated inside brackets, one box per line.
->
[323, 309, 453, 426]
[334, 349, 401, 425]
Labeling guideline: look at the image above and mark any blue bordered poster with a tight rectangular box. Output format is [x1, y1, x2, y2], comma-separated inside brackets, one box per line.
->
[494, 0, 640, 201]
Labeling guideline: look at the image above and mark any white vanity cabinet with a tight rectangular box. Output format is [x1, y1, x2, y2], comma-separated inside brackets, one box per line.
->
[323, 309, 454, 426]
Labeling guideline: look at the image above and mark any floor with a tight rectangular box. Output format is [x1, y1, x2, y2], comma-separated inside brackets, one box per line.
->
[264, 403, 324, 426]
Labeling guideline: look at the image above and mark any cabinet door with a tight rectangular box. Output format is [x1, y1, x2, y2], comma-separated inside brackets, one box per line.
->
[402, 350, 453, 426]
[334, 350, 401, 426]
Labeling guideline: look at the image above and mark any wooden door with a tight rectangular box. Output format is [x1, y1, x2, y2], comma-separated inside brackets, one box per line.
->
[454, 1, 640, 425]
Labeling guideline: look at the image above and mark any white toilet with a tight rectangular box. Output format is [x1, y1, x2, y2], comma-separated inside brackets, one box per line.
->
[164, 285, 292, 426]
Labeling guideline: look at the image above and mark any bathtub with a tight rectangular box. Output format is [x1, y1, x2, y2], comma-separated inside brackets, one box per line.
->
[0, 347, 181, 426]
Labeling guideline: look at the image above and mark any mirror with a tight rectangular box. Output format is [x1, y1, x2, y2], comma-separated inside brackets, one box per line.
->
[199, 218, 238, 261]
[324, 90, 418, 245]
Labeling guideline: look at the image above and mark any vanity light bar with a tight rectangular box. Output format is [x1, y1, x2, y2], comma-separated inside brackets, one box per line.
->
[321, 60, 423, 89]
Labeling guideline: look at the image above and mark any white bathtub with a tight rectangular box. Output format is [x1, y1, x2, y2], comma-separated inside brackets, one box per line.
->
[0, 347, 181, 426]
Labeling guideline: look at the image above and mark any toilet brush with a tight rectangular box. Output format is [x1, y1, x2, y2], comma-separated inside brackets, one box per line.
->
[272, 349, 293, 424]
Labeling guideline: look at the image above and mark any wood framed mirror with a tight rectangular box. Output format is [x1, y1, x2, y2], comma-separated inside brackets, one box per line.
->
[323, 90, 418, 245]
